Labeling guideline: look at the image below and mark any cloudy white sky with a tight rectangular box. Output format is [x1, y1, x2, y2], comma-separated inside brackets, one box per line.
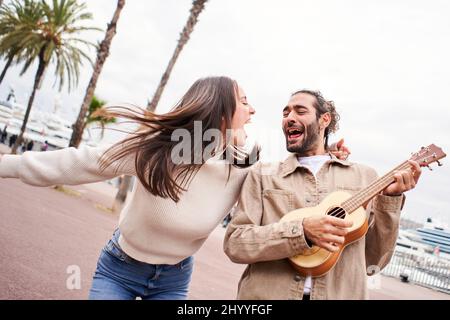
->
[1, 0, 449, 226]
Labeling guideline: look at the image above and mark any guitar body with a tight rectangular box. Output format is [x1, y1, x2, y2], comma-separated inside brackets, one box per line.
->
[280, 190, 369, 277]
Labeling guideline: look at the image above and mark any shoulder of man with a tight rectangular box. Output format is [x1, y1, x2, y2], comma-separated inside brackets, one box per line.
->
[338, 160, 379, 182]
[248, 160, 287, 177]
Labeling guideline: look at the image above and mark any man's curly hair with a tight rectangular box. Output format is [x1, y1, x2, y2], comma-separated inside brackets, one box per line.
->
[291, 89, 340, 149]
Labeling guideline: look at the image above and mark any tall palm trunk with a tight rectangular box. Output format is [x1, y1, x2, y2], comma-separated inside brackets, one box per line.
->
[12, 54, 47, 154]
[0, 54, 14, 86]
[147, 0, 208, 111]
[69, 0, 125, 148]
[115, 0, 208, 210]
[112, 175, 132, 213]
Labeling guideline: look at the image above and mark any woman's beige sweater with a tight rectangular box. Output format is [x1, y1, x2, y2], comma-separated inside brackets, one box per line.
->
[0, 144, 249, 264]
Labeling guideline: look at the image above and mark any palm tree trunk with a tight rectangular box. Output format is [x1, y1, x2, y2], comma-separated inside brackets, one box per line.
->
[147, 0, 208, 112]
[69, 0, 125, 148]
[116, 0, 207, 208]
[12, 57, 47, 154]
[0, 54, 14, 87]
[112, 175, 132, 213]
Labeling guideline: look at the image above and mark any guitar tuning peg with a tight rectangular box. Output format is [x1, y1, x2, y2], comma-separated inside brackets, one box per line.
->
[427, 165, 433, 171]
[437, 161, 443, 167]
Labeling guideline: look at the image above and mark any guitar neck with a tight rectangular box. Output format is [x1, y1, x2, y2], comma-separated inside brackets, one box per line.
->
[341, 160, 410, 213]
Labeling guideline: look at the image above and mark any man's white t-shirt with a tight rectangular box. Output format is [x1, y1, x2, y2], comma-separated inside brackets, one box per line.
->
[297, 154, 331, 295]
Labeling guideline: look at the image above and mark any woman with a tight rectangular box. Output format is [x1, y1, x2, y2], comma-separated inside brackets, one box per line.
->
[0, 76, 257, 300]
[0, 76, 347, 300]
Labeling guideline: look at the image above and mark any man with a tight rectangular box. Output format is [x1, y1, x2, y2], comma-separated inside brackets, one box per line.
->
[223, 90, 421, 300]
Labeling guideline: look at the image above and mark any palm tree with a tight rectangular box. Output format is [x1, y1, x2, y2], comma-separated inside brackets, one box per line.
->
[2, 0, 99, 154]
[84, 95, 117, 141]
[147, 0, 208, 111]
[114, 0, 209, 211]
[69, 0, 125, 148]
[0, 51, 18, 86]
[0, 0, 43, 87]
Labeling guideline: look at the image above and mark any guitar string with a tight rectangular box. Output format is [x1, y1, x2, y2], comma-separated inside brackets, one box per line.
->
[343, 161, 408, 210]
[341, 161, 410, 213]
[320, 160, 413, 221]
[327, 163, 410, 225]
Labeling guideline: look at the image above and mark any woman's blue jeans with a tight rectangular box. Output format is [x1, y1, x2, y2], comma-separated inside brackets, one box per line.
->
[88, 229, 194, 300]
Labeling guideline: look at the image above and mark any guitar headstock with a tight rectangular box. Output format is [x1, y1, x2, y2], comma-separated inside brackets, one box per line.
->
[410, 144, 446, 170]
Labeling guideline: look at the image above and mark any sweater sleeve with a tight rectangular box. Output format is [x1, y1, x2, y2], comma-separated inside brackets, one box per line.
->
[0, 144, 135, 187]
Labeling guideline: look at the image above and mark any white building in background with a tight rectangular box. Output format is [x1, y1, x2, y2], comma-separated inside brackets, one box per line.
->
[0, 89, 96, 150]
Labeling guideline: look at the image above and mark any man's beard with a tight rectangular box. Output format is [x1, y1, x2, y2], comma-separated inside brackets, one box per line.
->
[286, 121, 321, 155]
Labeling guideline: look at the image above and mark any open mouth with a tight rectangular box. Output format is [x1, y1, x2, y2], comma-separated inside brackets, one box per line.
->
[287, 127, 304, 140]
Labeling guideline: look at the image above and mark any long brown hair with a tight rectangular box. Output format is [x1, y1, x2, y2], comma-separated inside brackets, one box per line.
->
[99, 76, 257, 202]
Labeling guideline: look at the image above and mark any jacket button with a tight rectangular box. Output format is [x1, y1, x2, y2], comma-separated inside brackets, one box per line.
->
[291, 225, 299, 234]
[294, 275, 302, 282]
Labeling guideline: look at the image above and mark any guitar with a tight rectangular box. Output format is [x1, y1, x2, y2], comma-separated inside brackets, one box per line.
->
[279, 144, 446, 277]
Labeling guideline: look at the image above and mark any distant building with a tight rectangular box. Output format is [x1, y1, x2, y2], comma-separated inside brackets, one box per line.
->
[400, 217, 423, 230]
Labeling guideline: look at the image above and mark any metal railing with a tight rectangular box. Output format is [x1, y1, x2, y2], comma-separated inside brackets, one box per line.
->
[382, 249, 450, 294]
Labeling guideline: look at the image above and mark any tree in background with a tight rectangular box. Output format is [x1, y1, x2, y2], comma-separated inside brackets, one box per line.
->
[114, 0, 209, 210]
[69, 0, 125, 148]
[85, 95, 116, 141]
[0, 0, 99, 154]
[0, 0, 43, 87]
[147, 0, 208, 112]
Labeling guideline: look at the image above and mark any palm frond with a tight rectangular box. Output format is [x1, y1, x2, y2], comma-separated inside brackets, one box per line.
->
[0, 0, 99, 92]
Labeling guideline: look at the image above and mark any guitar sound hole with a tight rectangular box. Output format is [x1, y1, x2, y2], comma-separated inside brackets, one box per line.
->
[327, 206, 346, 219]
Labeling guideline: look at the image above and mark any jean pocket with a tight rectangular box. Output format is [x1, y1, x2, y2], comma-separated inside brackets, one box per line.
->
[180, 256, 194, 271]
[104, 239, 128, 262]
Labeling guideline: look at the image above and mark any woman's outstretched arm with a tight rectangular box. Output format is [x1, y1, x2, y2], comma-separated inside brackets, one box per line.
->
[0, 144, 135, 187]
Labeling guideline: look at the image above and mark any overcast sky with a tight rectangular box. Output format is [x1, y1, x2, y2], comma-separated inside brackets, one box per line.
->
[1, 0, 449, 226]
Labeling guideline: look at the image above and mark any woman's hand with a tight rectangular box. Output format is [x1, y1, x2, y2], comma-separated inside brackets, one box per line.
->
[330, 138, 350, 160]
